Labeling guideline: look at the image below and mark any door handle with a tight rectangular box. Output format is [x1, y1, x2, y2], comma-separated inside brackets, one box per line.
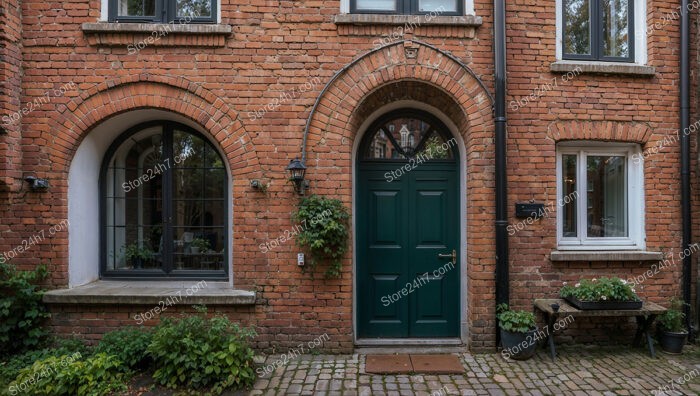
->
[437, 249, 456, 263]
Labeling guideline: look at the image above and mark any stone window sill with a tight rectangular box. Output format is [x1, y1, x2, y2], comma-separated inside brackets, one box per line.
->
[43, 280, 256, 305]
[550, 250, 664, 262]
[550, 61, 655, 77]
[81, 22, 231, 48]
[334, 13, 482, 27]
[334, 14, 481, 38]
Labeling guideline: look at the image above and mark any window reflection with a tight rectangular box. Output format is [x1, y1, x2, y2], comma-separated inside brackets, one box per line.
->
[103, 123, 227, 276]
[587, 155, 627, 237]
[365, 115, 455, 160]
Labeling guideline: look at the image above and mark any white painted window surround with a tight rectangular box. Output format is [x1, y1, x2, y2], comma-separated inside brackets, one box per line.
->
[556, 142, 645, 251]
[68, 110, 234, 287]
[99, 0, 222, 23]
[555, 0, 647, 65]
[340, 0, 475, 15]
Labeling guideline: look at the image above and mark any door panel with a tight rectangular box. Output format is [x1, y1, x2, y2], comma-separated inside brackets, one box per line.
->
[358, 173, 409, 337]
[357, 165, 459, 338]
[408, 171, 459, 337]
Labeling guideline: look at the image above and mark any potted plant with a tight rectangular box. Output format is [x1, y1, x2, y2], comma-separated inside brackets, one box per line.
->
[657, 298, 688, 354]
[190, 238, 210, 254]
[497, 303, 538, 360]
[560, 277, 642, 310]
[122, 243, 153, 269]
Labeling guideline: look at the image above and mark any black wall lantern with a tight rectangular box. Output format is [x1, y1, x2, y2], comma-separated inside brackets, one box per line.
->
[286, 158, 309, 195]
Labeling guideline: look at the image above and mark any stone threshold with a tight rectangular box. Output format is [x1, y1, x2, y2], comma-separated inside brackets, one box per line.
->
[43, 280, 256, 305]
[550, 250, 664, 262]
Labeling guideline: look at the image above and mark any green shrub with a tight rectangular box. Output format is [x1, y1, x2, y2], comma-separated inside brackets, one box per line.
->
[94, 327, 152, 370]
[658, 298, 687, 333]
[148, 314, 256, 394]
[560, 277, 638, 302]
[0, 262, 50, 356]
[7, 353, 127, 396]
[0, 337, 90, 388]
[496, 304, 536, 333]
[292, 195, 350, 278]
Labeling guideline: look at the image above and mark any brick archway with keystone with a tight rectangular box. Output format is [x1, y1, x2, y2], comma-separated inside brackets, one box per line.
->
[304, 39, 499, 350]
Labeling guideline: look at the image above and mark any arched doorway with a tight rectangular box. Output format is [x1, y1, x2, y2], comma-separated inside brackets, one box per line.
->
[356, 109, 461, 338]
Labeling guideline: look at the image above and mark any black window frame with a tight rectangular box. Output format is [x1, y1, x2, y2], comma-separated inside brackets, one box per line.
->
[562, 0, 635, 63]
[107, 0, 217, 23]
[99, 121, 229, 281]
[350, 0, 463, 16]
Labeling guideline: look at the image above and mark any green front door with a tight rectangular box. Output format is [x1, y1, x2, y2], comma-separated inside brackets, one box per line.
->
[356, 109, 460, 338]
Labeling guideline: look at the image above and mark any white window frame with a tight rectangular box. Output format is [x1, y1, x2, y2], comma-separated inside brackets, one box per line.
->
[555, 0, 647, 65]
[556, 142, 645, 250]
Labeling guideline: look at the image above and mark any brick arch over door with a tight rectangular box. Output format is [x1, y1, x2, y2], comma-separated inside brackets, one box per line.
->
[46, 74, 260, 181]
[302, 40, 498, 348]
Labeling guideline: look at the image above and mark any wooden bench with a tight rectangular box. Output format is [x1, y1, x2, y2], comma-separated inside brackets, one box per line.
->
[533, 298, 667, 360]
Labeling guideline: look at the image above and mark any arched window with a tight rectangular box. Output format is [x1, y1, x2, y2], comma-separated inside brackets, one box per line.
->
[361, 109, 457, 161]
[100, 121, 228, 279]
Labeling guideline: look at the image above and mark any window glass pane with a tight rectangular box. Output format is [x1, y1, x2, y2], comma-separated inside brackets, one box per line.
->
[587, 155, 628, 238]
[563, 0, 591, 55]
[413, 133, 455, 160]
[562, 154, 578, 238]
[173, 227, 225, 271]
[366, 128, 400, 159]
[355, 0, 397, 11]
[103, 125, 227, 276]
[118, 0, 156, 17]
[177, 0, 212, 18]
[105, 127, 164, 271]
[171, 129, 225, 271]
[419, 0, 457, 13]
[601, 0, 630, 58]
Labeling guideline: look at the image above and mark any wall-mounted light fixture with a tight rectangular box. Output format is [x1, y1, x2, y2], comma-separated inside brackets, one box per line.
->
[24, 176, 49, 191]
[285, 158, 309, 195]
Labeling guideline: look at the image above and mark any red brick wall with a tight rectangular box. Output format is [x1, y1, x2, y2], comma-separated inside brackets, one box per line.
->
[1, 0, 697, 353]
[506, 0, 699, 340]
[0, 0, 23, 190]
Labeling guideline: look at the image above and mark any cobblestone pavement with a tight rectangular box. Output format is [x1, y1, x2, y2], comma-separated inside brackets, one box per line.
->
[250, 345, 700, 395]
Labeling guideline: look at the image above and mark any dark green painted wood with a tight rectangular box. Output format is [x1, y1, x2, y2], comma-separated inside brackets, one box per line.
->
[357, 161, 460, 338]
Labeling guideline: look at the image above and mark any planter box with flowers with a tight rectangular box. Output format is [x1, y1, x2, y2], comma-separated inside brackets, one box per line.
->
[560, 277, 642, 310]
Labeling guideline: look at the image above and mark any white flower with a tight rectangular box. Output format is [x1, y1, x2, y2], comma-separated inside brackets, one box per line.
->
[575, 283, 581, 288]
[592, 278, 597, 282]
[601, 296, 607, 301]
[563, 282, 568, 286]
[621, 279, 627, 284]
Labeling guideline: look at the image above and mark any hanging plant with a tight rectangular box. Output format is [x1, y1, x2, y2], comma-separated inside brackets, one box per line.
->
[292, 195, 350, 278]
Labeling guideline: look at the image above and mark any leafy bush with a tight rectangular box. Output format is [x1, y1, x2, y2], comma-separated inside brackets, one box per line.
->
[496, 304, 536, 333]
[293, 195, 350, 278]
[0, 337, 90, 388]
[658, 298, 687, 333]
[7, 353, 127, 396]
[0, 262, 50, 356]
[94, 327, 152, 370]
[560, 277, 638, 302]
[148, 314, 256, 394]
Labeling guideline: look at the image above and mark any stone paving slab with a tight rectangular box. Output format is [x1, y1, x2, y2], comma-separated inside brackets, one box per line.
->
[250, 345, 700, 395]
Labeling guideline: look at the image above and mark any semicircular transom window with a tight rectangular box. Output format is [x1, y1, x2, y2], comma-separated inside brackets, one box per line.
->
[101, 121, 228, 279]
[362, 110, 457, 161]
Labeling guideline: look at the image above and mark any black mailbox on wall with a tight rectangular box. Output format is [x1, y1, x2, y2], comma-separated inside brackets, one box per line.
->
[515, 203, 545, 219]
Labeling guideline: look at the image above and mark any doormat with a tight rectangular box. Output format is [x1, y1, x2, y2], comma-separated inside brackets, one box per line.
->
[365, 354, 464, 374]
